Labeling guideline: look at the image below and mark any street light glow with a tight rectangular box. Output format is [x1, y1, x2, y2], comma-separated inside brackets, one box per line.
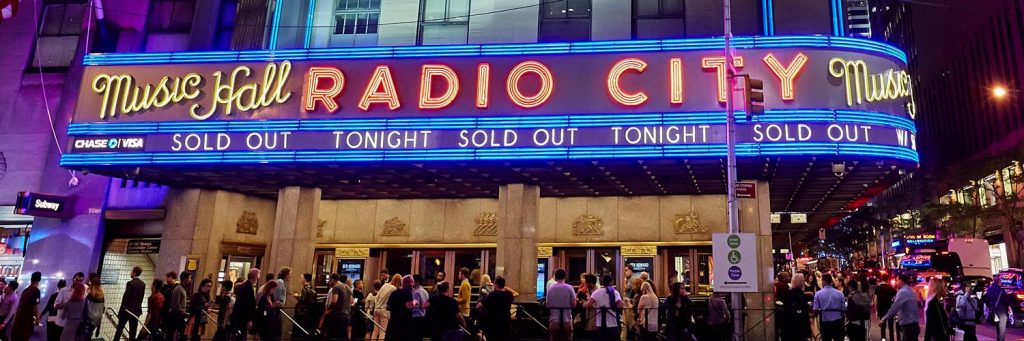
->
[993, 85, 1009, 98]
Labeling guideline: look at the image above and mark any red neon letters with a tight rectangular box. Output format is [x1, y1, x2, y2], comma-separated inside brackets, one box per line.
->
[506, 61, 554, 108]
[607, 58, 649, 106]
[763, 53, 808, 101]
[419, 64, 459, 109]
[701, 56, 745, 103]
[303, 67, 345, 113]
[359, 66, 401, 111]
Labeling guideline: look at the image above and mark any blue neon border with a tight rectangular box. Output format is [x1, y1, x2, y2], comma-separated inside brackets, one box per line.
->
[66, 109, 917, 135]
[762, 0, 775, 36]
[59, 142, 918, 166]
[82, 35, 907, 66]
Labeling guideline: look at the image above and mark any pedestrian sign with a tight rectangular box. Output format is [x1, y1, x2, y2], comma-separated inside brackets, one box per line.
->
[713, 233, 759, 292]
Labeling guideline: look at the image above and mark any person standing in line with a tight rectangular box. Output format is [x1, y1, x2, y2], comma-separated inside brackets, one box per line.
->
[455, 268, 472, 321]
[383, 276, 415, 341]
[478, 276, 514, 341]
[922, 277, 950, 341]
[635, 282, 659, 341]
[845, 280, 871, 341]
[576, 274, 598, 339]
[54, 273, 84, 341]
[164, 272, 189, 341]
[364, 282, 380, 341]
[430, 272, 447, 299]
[708, 291, 732, 340]
[874, 276, 897, 341]
[478, 275, 494, 299]
[350, 279, 366, 340]
[586, 274, 623, 341]
[188, 279, 213, 341]
[10, 272, 40, 341]
[231, 268, 260, 341]
[59, 283, 87, 341]
[427, 282, 464, 341]
[85, 274, 106, 340]
[321, 274, 352, 341]
[879, 274, 922, 341]
[812, 274, 846, 341]
[983, 280, 1011, 341]
[256, 279, 282, 341]
[376, 270, 390, 289]
[622, 266, 636, 299]
[0, 281, 19, 341]
[143, 280, 165, 341]
[40, 279, 66, 341]
[955, 283, 981, 341]
[545, 269, 576, 341]
[373, 274, 400, 341]
[665, 282, 695, 341]
[293, 273, 319, 341]
[782, 273, 810, 341]
[212, 280, 234, 341]
[411, 275, 430, 340]
[273, 268, 291, 310]
[113, 266, 146, 341]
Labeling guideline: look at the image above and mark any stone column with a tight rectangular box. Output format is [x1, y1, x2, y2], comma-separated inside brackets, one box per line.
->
[267, 186, 321, 294]
[738, 180, 775, 340]
[155, 188, 219, 277]
[495, 184, 539, 302]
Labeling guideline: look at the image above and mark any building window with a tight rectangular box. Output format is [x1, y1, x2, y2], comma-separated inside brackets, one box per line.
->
[334, 0, 380, 35]
[214, 0, 238, 50]
[539, 0, 591, 42]
[632, 0, 684, 39]
[148, 0, 197, 32]
[418, 0, 469, 45]
[30, 3, 84, 70]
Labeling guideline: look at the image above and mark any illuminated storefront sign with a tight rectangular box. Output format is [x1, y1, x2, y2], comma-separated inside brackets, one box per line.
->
[64, 36, 918, 166]
[14, 192, 74, 219]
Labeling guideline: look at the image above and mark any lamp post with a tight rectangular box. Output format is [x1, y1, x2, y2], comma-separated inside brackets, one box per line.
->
[722, 0, 744, 339]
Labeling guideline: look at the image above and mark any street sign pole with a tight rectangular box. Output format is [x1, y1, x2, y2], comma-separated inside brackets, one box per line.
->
[723, 0, 744, 339]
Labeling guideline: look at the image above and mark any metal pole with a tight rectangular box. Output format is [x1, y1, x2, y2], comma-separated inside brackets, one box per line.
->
[723, 0, 744, 339]
[789, 231, 795, 271]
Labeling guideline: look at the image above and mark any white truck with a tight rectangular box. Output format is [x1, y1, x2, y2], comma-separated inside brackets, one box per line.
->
[948, 238, 993, 277]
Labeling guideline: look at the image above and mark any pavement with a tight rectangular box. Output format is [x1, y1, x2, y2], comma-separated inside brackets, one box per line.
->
[864, 317, 1024, 341]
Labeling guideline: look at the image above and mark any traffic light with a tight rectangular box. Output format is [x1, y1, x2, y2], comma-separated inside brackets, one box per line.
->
[742, 76, 765, 120]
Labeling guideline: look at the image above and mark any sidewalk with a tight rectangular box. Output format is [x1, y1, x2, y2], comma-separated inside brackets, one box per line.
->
[865, 317, 1024, 340]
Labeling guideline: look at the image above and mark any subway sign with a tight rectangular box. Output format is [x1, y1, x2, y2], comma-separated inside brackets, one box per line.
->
[14, 192, 74, 219]
[63, 36, 918, 166]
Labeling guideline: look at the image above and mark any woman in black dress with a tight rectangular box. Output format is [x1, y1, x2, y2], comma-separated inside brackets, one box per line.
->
[782, 273, 811, 341]
[188, 279, 213, 341]
[257, 280, 283, 341]
[923, 277, 951, 341]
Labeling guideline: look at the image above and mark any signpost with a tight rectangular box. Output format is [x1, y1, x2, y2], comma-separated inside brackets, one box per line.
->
[712, 233, 760, 292]
[14, 192, 74, 219]
[735, 182, 757, 199]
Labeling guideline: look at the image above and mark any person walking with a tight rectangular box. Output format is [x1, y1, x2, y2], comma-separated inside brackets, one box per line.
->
[664, 282, 695, 341]
[231, 268, 260, 341]
[782, 273, 811, 341]
[188, 279, 213, 341]
[983, 280, 1011, 341]
[41, 279, 66, 341]
[294, 273, 319, 341]
[845, 280, 871, 341]
[84, 275, 105, 340]
[955, 283, 981, 341]
[321, 274, 352, 341]
[0, 281, 19, 341]
[708, 291, 731, 341]
[10, 272, 41, 341]
[256, 279, 282, 341]
[143, 280, 165, 341]
[874, 276, 897, 341]
[113, 266, 146, 341]
[923, 277, 950, 341]
[427, 282, 464, 341]
[879, 274, 922, 341]
[59, 283, 87, 341]
[383, 276, 415, 341]
[545, 269, 576, 341]
[373, 274, 400, 341]
[478, 276, 514, 341]
[212, 280, 234, 341]
[812, 274, 846, 341]
[586, 274, 623, 341]
[635, 282, 659, 341]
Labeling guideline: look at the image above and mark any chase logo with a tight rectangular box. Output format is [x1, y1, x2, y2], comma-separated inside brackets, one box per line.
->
[73, 136, 144, 151]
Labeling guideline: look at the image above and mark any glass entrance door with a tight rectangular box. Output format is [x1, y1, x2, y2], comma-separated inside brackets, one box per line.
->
[219, 255, 258, 285]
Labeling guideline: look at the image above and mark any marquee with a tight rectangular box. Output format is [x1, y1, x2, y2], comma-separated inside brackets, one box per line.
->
[62, 35, 918, 166]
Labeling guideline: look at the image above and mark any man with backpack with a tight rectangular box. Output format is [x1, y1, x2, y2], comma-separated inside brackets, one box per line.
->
[983, 281, 1011, 341]
[846, 280, 872, 341]
[586, 275, 623, 341]
[955, 283, 982, 341]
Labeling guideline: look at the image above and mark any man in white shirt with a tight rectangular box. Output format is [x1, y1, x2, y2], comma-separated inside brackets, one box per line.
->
[53, 272, 85, 330]
[587, 274, 623, 341]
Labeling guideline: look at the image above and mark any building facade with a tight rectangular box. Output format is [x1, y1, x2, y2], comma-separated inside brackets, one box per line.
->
[0, 0, 917, 339]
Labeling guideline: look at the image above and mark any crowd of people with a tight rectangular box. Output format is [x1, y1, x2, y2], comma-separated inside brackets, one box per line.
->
[774, 267, 1011, 341]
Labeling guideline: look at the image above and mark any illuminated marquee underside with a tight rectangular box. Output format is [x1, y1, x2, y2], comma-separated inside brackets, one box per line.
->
[65, 35, 917, 167]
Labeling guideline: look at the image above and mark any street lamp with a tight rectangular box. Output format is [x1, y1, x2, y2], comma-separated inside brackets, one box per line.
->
[993, 85, 1009, 98]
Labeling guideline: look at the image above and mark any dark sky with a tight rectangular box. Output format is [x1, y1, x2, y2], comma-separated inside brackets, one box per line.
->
[910, 0, 1005, 80]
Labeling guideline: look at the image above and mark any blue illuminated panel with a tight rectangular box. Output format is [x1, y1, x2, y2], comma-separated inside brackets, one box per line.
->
[82, 35, 907, 66]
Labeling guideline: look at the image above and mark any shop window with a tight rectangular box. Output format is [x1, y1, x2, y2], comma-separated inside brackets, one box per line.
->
[538, 0, 591, 42]
[29, 3, 84, 70]
[418, 0, 469, 45]
[697, 251, 713, 295]
[593, 248, 618, 284]
[565, 250, 587, 287]
[632, 0, 684, 39]
[313, 250, 335, 293]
